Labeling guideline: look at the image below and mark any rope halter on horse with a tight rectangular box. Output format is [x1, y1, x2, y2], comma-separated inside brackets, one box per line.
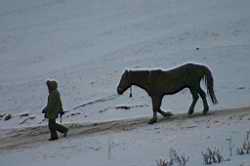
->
[127, 70, 133, 98]
[129, 86, 133, 98]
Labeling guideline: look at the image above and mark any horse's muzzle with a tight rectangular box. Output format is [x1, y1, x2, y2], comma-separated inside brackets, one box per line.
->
[117, 87, 123, 95]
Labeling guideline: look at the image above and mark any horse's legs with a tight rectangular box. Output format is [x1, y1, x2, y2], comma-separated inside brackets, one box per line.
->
[158, 102, 173, 117]
[158, 109, 173, 117]
[156, 96, 172, 117]
[198, 87, 209, 114]
[188, 88, 199, 115]
[148, 96, 161, 124]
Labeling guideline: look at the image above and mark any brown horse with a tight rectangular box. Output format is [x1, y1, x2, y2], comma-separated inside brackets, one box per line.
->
[117, 63, 218, 124]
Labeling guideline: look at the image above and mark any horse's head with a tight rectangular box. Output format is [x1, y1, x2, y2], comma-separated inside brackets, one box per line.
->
[117, 70, 131, 95]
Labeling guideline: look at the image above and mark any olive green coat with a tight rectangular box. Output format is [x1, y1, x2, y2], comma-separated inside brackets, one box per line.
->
[46, 81, 63, 119]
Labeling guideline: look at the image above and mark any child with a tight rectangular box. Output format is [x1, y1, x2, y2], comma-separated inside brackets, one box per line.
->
[45, 80, 68, 141]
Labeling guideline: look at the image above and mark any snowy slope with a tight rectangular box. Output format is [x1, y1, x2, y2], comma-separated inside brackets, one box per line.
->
[0, 0, 250, 127]
[1, 107, 250, 166]
[0, 0, 250, 165]
[1, 0, 250, 118]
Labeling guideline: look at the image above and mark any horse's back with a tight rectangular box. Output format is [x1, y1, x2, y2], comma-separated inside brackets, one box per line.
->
[169, 63, 208, 75]
[144, 63, 207, 82]
[172, 63, 205, 71]
[161, 63, 207, 83]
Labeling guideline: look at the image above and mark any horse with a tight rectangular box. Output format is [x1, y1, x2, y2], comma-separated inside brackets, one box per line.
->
[117, 63, 218, 124]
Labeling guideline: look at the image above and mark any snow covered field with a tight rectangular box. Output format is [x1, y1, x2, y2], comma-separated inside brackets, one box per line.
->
[0, 0, 250, 165]
[1, 107, 250, 166]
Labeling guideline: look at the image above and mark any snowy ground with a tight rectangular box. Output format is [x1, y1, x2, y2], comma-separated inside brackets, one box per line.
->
[1, 0, 250, 126]
[1, 107, 250, 166]
[0, 0, 250, 165]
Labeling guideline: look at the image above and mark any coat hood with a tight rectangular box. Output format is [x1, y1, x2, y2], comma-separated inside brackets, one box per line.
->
[46, 80, 58, 92]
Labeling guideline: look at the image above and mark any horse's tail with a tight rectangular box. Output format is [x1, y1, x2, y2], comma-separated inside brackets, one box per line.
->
[203, 66, 218, 104]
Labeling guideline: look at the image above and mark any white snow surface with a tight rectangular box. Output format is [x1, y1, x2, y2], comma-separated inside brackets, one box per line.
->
[1, 108, 250, 166]
[0, 0, 250, 165]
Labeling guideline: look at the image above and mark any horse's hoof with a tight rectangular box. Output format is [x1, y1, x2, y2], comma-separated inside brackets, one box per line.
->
[166, 112, 173, 117]
[162, 111, 173, 117]
[148, 118, 157, 124]
[188, 110, 194, 115]
[203, 109, 209, 115]
[203, 107, 209, 115]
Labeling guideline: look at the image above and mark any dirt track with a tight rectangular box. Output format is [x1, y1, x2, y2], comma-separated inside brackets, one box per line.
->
[0, 106, 250, 151]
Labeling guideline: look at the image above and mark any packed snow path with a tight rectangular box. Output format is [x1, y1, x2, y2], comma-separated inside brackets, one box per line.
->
[1, 106, 250, 150]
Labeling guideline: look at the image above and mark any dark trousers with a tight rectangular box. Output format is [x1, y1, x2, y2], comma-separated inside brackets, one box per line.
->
[48, 119, 68, 139]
